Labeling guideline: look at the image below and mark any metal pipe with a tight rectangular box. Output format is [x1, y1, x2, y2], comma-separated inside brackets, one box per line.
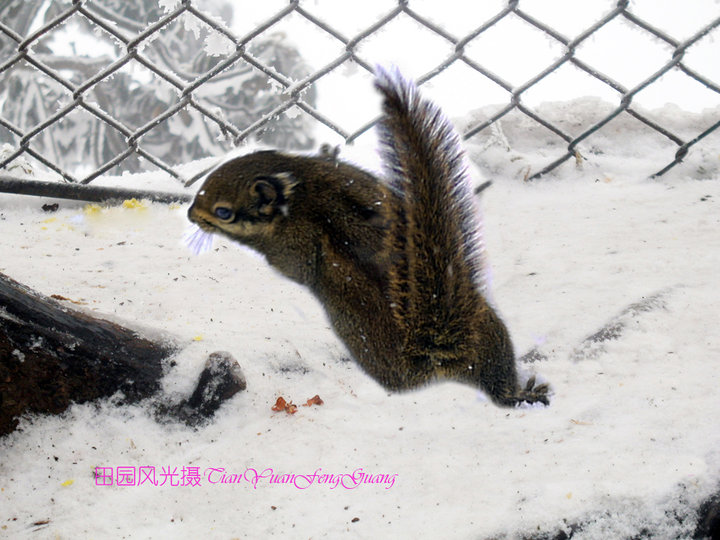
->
[0, 176, 192, 205]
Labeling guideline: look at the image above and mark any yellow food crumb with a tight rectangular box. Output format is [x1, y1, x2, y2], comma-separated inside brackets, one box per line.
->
[193, 335, 204, 341]
[61, 479, 74, 487]
[566, 492, 572, 499]
[122, 198, 147, 210]
[40, 217, 57, 224]
[84, 203, 103, 215]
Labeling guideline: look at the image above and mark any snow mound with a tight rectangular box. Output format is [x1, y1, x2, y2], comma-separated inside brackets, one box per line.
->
[460, 98, 720, 183]
[0, 144, 719, 539]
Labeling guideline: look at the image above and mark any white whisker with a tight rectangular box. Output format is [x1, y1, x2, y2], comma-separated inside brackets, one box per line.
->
[183, 224, 215, 255]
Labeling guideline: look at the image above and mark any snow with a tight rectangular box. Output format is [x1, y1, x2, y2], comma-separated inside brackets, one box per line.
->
[159, 0, 182, 14]
[203, 32, 234, 57]
[1, 101, 720, 539]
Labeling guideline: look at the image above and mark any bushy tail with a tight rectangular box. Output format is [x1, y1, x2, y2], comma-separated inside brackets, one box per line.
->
[374, 66, 489, 353]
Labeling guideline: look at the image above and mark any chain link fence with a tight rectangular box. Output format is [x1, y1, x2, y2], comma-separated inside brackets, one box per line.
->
[1, 0, 719, 203]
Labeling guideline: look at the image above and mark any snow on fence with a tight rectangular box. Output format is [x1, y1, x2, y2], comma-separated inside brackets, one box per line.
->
[0, 0, 719, 202]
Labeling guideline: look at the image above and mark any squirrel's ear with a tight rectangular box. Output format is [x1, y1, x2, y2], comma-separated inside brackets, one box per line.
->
[272, 172, 299, 200]
[251, 173, 298, 217]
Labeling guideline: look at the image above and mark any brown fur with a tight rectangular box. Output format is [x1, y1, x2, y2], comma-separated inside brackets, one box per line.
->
[188, 70, 549, 406]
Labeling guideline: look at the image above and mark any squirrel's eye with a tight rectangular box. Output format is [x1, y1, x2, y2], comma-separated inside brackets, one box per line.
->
[213, 206, 234, 221]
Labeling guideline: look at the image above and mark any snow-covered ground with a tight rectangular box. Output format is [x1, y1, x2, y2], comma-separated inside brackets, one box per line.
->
[1, 100, 719, 539]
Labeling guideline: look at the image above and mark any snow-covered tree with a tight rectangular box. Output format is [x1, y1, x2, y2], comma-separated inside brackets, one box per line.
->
[0, 0, 316, 177]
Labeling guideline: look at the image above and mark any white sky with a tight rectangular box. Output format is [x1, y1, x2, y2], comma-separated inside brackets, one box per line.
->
[229, 0, 720, 133]
[31, 0, 720, 146]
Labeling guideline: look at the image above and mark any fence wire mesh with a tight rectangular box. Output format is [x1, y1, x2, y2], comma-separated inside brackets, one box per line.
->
[0, 0, 719, 201]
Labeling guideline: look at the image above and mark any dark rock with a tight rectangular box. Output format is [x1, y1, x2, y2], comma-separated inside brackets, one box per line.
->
[162, 351, 246, 426]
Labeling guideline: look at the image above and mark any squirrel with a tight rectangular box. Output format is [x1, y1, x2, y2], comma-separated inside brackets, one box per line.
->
[187, 67, 549, 407]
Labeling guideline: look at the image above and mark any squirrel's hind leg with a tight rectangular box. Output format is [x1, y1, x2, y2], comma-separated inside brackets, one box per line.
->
[512, 376, 551, 406]
[457, 358, 550, 407]
[489, 376, 551, 407]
